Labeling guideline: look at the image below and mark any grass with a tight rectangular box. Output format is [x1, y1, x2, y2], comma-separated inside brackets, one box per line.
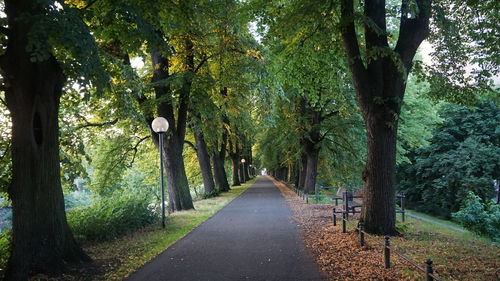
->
[64, 179, 255, 281]
[391, 212, 499, 280]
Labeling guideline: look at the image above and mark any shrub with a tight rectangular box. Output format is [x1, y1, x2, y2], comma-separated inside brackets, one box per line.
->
[452, 192, 500, 242]
[67, 191, 158, 242]
[0, 231, 11, 269]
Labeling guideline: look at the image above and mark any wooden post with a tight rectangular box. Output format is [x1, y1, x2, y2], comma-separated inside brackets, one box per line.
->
[384, 236, 391, 268]
[359, 221, 365, 246]
[333, 208, 336, 226]
[342, 212, 346, 233]
[425, 259, 434, 281]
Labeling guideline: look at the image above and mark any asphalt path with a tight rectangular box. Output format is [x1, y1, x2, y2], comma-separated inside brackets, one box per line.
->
[126, 176, 324, 281]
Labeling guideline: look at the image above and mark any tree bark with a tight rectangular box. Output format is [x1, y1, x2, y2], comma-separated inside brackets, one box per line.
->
[298, 153, 307, 190]
[1, 2, 90, 278]
[192, 126, 216, 194]
[230, 154, 241, 186]
[211, 130, 230, 192]
[303, 147, 320, 193]
[340, 0, 430, 235]
[150, 44, 194, 211]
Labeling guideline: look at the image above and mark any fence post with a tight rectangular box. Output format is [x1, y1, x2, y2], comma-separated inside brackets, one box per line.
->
[344, 192, 349, 221]
[401, 195, 405, 222]
[333, 208, 337, 226]
[384, 236, 391, 269]
[425, 259, 434, 281]
[306, 192, 309, 204]
[359, 221, 365, 246]
[342, 212, 346, 233]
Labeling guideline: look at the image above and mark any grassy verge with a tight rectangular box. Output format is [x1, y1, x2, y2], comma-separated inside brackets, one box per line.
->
[403, 209, 466, 230]
[391, 212, 498, 280]
[64, 179, 255, 281]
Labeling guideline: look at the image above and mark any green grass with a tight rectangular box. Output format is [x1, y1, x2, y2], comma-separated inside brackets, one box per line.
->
[76, 179, 255, 281]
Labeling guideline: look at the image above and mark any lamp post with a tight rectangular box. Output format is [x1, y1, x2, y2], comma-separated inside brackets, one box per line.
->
[152, 117, 169, 228]
[241, 158, 246, 182]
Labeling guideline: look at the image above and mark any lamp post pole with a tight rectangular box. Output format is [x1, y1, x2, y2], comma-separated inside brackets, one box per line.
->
[159, 132, 166, 228]
[152, 117, 169, 229]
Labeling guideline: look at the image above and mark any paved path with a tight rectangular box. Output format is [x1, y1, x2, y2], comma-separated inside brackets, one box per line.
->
[126, 176, 324, 281]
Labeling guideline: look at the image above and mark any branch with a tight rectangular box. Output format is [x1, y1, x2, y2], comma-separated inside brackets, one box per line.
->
[0, 95, 7, 108]
[0, 142, 10, 162]
[129, 136, 149, 166]
[320, 110, 339, 122]
[74, 118, 118, 130]
[395, 0, 431, 70]
[340, 0, 369, 98]
[184, 140, 197, 152]
[194, 53, 214, 73]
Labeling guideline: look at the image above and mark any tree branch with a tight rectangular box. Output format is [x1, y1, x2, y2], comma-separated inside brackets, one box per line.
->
[340, 0, 369, 100]
[184, 140, 197, 152]
[129, 136, 149, 166]
[74, 118, 118, 130]
[395, 0, 431, 70]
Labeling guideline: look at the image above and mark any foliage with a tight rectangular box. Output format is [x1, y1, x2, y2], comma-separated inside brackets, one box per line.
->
[0, 231, 10, 270]
[67, 191, 157, 242]
[64, 190, 92, 210]
[452, 192, 500, 241]
[397, 100, 500, 218]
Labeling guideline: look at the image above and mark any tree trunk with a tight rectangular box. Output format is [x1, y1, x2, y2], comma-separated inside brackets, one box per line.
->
[1, 1, 90, 279]
[193, 127, 216, 194]
[304, 147, 320, 193]
[239, 162, 246, 183]
[340, 0, 430, 235]
[163, 136, 194, 211]
[212, 153, 230, 192]
[230, 154, 241, 186]
[150, 46, 193, 212]
[2, 49, 89, 281]
[298, 153, 307, 189]
[212, 129, 230, 192]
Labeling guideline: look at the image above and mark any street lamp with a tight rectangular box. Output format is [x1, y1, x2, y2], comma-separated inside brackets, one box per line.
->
[241, 158, 246, 182]
[152, 117, 169, 228]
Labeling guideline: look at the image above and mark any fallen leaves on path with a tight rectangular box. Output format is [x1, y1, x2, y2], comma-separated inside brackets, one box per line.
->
[271, 178, 405, 281]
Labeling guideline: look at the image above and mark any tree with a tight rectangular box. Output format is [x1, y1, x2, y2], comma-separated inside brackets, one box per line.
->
[339, 0, 431, 234]
[397, 101, 500, 218]
[0, 0, 105, 278]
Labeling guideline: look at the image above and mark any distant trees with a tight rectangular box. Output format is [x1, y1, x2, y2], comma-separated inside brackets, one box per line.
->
[397, 101, 500, 218]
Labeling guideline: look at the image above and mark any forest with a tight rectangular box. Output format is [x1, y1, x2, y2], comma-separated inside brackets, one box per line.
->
[0, 0, 498, 280]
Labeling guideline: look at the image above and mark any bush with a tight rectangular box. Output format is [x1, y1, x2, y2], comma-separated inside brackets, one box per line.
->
[67, 191, 158, 242]
[452, 192, 500, 242]
[0, 231, 11, 269]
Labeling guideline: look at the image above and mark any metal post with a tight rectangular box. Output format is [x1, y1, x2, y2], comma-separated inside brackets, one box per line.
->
[384, 236, 391, 268]
[342, 212, 346, 233]
[401, 195, 405, 222]
[344, 192, 349, 221]
[425, 259, 434, 281]
[159, 133, 166, 228]
[359, 222, 365, 246]
[333, 208, 337, 226]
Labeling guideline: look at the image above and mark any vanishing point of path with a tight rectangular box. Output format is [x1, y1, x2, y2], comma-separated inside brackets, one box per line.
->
[126, 176, 324, 281]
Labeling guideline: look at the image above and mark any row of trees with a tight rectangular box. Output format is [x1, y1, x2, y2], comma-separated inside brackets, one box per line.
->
[0, 0, 260, 279]
[250, 0, 498, 235]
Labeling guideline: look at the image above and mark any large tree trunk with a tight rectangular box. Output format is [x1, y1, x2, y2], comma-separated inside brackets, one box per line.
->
[340, 0, 430, 235]
[1, 1, 89, 279]
[361, 112, 398, 234]
[230, 154, 241, 186]
[303, 146, 320, 193]
[151, 46, 194, 212]
[163, 136, 194, 211]
[1, 29, 89, 281]
[298, 153, 307, 190]
[212, 132, 230, 192]
[192, 127, 216, 194]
